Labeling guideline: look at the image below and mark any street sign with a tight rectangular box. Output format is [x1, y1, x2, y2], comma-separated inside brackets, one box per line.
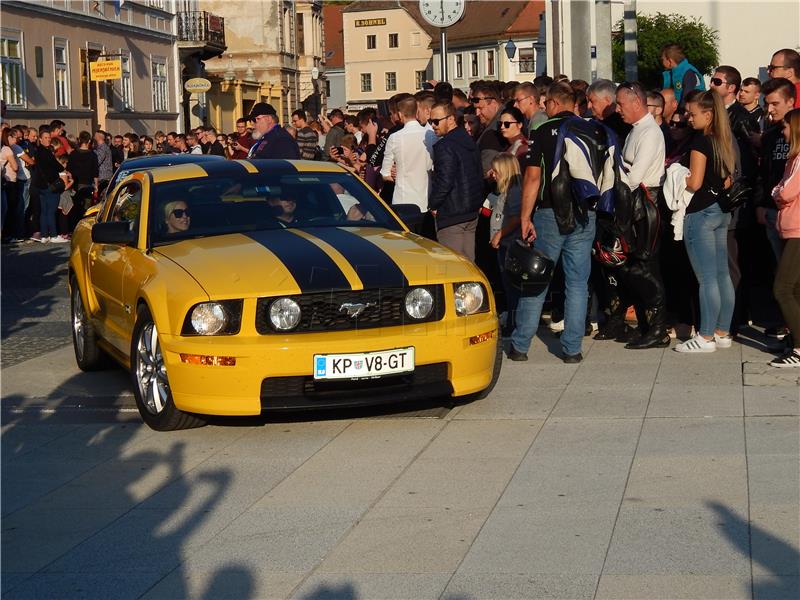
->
[311, 67, 319, 80]
[184, 77, 212, 93]
[89, 59, 122, 81]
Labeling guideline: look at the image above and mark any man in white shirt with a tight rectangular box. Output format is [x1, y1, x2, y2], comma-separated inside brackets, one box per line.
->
[612, 81, 670, 350]
[380, 96, 435, 216]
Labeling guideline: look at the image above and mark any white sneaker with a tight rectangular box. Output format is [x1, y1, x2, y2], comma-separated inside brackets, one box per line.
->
[714, 333, 733, 349]
[40, 236, 51, 243]
[674, 334, 716, 353]
[549, 319, 565, 333]
[50, 235, 70, 244]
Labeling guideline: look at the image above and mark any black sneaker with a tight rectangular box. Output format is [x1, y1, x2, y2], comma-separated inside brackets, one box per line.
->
[562, 352, 583, 364]
[506, 346, 528, 361]
[765, 326, 789, 340]
[769, 349, 800, 368]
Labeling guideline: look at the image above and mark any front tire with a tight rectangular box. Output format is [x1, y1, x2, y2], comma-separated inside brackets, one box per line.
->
[70, 275, 109, 371]
[131, 305, 205, 431]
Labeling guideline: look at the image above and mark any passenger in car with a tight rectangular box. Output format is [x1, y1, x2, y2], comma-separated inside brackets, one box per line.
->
[163, 200, 191, 234]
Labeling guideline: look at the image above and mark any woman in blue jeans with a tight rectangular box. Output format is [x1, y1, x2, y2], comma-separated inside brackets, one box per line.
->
[675, 91, 736, 353]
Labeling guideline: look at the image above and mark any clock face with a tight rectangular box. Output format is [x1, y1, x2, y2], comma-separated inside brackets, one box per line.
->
[419, 0, 465, 28]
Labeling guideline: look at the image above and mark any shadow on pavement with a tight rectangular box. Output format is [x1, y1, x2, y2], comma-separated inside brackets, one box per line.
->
[708, 501, 800, 599]
[1, 378, 254, 599]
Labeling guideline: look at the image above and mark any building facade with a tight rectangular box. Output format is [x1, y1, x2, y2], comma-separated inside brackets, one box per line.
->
[342, 1, 433, 110]
[1, 0, 181, 135]
[322, 2, 346, 111]
[545, 0, 800, 84]
[199, 0, 324, 131]
[429, 1, 546, 89]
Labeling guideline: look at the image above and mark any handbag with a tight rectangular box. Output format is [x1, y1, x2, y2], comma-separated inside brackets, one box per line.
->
[718, 178, 751, 213]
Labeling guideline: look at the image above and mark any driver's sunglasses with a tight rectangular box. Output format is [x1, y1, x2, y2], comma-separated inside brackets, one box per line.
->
[172, 209, 190, 218]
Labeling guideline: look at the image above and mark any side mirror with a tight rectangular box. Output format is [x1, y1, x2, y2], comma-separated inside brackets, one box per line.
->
[92, 221, 137, 246]
[392, 203, 423, 228]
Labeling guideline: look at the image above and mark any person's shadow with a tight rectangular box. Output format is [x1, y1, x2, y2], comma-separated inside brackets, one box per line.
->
[708, 501, 799, 599]
[1, 379, 254, 599]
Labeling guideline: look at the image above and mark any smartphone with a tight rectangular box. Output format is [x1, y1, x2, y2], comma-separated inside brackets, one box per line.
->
[334, 146, 344, 154]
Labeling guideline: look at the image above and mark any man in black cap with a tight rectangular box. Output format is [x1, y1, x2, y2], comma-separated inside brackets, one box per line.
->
[247, 102, 300, 160]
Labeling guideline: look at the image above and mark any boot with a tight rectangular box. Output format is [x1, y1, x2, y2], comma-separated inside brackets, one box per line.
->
[626, 306, 671, 349]
[594, 297, 627, 340]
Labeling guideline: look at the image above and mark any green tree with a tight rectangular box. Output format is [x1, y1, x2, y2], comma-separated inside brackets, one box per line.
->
[611, 12, 719, 88]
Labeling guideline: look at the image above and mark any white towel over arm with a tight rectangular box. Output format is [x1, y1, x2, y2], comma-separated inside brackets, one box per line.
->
[663, 163, 693, 241]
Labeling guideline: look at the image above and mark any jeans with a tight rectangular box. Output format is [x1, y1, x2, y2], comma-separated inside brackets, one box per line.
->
[39, 190, 59, 238]
[511, 208, 596, 355]
[17, 178, 30, 238]
[684, 203, 735, 337]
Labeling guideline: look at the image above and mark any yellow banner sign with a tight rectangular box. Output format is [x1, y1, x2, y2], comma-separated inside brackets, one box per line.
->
[355, 18, 386, 27]
[90, 59, 122, 81]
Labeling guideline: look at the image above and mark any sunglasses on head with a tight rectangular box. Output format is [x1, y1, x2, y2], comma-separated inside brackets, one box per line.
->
[499, 121, 520, 128]
[710, 77, 727, 86]
[171, 208, 190, 218]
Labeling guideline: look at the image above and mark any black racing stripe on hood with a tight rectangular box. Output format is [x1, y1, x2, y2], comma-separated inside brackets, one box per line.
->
[304, 227, 408, 289]
[245, 229, 352, 292]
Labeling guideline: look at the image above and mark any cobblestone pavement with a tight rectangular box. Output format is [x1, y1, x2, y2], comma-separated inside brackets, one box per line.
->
[2, 243, 72, 367]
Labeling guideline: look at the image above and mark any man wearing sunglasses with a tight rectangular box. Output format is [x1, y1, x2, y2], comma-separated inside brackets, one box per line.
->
[427, 102, 483, 261]
[767, 49, 800, 109]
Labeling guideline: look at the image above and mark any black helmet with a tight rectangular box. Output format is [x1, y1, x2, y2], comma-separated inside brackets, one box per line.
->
[504, 239, 555, 295]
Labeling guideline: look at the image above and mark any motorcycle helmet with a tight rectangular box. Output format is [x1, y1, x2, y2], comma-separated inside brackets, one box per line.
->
[593, 236, 628, 267]
[504, 239, 555, 295]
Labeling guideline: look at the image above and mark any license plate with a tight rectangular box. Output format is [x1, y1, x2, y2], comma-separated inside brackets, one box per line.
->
[313, 347, 415, 380]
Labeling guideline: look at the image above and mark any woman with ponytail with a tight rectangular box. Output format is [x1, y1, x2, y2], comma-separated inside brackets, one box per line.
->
[674, 90, 737, 353]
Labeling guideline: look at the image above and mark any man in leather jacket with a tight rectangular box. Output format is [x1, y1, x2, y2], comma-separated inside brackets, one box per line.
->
[428, 101, 484, 260]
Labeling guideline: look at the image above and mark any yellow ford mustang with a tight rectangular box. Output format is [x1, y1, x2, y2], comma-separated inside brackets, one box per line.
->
[69, 159, 500, 430]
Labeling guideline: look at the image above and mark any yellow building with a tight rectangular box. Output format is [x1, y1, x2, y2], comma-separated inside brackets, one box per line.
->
[342, 1, 433, 110]
[199, 0, 324, 132]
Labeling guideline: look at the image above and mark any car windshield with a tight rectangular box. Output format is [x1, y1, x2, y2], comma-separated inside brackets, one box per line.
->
[150, 171, 402, 244]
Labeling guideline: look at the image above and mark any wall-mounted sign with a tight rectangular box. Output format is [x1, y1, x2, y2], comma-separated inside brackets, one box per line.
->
[355, 18, 386, 27]
[89, 59, 122, 81]
[184, 77, 212, 93]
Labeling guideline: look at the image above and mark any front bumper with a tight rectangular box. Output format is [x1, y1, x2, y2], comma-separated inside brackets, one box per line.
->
[159, 314, 498, 416]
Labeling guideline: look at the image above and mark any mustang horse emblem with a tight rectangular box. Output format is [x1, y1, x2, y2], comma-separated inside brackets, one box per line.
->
[339, 302, 376, 318]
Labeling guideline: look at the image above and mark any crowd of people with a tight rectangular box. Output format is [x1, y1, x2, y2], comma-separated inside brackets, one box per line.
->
[2, 44, 799, 368]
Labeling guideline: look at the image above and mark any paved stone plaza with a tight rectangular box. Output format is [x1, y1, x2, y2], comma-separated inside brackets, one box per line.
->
[1, 244, 798, 599]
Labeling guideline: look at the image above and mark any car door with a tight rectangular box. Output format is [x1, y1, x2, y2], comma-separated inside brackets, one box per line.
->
[88, 181, 143, 353]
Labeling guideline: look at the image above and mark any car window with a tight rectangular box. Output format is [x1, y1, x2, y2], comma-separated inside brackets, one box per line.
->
[108, 182, 142, 227]
[150, 171, 402, 245]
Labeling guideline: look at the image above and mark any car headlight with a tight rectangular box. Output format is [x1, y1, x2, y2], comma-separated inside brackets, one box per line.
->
[405, 287, 434, 319]
[454, 282, 486, 316]
[269, 297, 301, 331]
[191, 302, 227, 335]
[182, 300, 243, 336]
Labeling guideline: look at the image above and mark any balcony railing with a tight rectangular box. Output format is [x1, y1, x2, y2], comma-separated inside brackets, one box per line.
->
[177, 11, 225, 47]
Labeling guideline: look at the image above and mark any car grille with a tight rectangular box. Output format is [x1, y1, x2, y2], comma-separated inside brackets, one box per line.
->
[255, 286, 445, 334]
[260, 362, 452, 410]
